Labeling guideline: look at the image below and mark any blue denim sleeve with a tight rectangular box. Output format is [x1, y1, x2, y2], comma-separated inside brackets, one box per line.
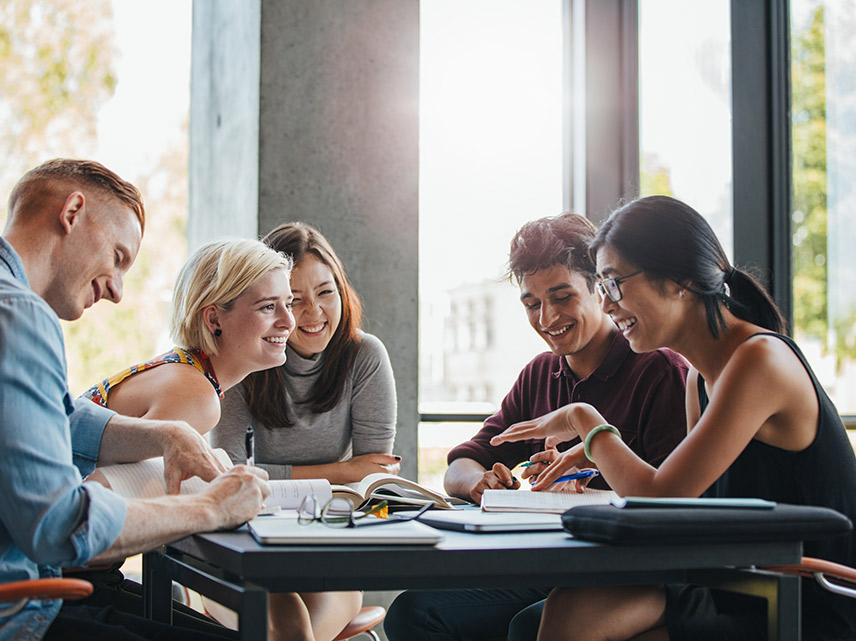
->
[70, 396, 115, 477]
[0, 293, 126, 567]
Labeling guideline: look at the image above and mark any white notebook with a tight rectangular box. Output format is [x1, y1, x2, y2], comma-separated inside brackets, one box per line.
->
[248, 513, 443, 545]
[481, 488, 618, 514]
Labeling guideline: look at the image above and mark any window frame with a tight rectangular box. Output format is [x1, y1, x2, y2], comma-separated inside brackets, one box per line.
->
[421, 0, 856, 429]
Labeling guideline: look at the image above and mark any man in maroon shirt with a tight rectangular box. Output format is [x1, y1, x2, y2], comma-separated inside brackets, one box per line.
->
[445, 212, 688, 503]
[385, 213, 688, 641]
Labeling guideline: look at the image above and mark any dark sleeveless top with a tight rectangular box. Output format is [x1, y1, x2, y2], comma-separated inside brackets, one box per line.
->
[698, 333, 856, 637]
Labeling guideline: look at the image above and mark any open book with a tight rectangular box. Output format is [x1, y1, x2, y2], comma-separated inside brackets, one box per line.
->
[94, 452, 465, 511]
[332, 472, 468, 510]
[481, 488, 618, 514]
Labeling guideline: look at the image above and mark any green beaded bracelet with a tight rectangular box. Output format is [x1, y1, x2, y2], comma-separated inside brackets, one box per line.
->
[583, 424, 620, 462]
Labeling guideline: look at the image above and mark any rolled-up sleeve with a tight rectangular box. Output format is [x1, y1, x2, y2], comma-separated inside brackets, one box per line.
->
[70, 397, 115, 477]
[0, 293, 125, 568]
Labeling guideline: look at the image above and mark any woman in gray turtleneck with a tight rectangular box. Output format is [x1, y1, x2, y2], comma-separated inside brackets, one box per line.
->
[211, 222, 397, 641]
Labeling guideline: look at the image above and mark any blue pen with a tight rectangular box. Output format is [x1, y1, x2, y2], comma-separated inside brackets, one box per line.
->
[551, 469, 599, 484]
[520, 461, 536, 468]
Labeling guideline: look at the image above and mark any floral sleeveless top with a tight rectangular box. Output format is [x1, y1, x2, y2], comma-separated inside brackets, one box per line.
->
[81, 347, 223, 407]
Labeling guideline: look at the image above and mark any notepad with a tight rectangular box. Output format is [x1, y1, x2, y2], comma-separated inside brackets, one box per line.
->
[248, 513, 443, 545]
[481, 489, 618, 514]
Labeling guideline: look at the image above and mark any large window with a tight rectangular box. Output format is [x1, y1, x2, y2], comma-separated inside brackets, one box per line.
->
[638, 0, 733, 256]
[791, 1, 856, 417]
[0, 0, 191, 394]
[418, 0, 564, 487]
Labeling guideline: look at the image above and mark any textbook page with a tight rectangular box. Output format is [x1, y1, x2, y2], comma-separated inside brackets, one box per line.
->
[96, 449, 332, 509]
[481, 488, 618, 514]
[332, 473, 467, 509]
[96, 449, 234, 498]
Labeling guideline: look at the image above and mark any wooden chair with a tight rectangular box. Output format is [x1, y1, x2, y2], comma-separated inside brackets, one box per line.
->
[763, 556, 856, 599]
[0, 577, 94, 618]
[333, 606, 385, 641]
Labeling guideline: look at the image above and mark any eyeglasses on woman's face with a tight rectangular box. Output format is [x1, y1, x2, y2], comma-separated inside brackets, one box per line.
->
[297, 496, 431, 528]
[595, 270, 645, 303]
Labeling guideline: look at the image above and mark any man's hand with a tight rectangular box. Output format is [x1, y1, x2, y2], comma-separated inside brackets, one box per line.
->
[92, 464, 272, 563]
[98, 414, 229, 491]
[158, 422, 229, 494]
[469, 463, 520, 503]
[202, 465, 271, 529]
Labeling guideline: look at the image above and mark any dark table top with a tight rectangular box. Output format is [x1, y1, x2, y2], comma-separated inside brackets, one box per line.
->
[162, 525, 803, 593]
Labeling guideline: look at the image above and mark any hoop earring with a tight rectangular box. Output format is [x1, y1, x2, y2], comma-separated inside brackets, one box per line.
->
[214, 329, 222, 337]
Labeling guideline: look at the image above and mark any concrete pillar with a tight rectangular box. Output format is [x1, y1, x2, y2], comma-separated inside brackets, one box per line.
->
[189, 0, 420, 483]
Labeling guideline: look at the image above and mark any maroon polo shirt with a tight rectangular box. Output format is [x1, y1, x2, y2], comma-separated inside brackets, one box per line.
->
[447, 332, 689, 489]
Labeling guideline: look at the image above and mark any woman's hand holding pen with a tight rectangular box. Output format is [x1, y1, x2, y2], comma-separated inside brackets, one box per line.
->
[518, 447, 557, 483]
[518, 443, 595, 492]
[522, 442, 597, 493]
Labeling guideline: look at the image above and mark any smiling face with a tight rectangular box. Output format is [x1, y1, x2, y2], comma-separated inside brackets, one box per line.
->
[214, 267, 295, 372]
[45, 197, 142, 321]
[287, 255, 343, 358]
[595, 245, 685, 353]
[519, 264, 610, 360]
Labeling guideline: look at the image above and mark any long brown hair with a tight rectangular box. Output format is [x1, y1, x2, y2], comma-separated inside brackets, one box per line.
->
[243, 222, 363, 427]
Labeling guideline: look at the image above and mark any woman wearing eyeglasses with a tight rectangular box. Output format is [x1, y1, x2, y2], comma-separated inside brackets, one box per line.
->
[493, 196, 856, 641]
[210, 221, 398, 641]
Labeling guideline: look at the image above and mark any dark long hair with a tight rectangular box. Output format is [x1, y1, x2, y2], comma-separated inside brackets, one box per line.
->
[243, 222, 363, 427]
[590, 196, 786, 338]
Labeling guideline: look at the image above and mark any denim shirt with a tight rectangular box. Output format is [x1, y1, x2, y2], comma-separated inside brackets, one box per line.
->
[0, 237, 127, 640]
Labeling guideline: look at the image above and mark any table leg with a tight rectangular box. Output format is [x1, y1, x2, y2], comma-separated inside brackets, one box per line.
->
[238, 583, 268, 641]
[142, 549, 173, 624]
[688, 568, 801, 641]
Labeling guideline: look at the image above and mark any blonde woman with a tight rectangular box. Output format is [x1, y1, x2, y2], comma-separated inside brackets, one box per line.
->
[84, 238, 340, 641]
[210, 223, 397, 640]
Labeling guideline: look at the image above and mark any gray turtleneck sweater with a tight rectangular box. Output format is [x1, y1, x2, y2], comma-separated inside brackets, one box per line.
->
[212, 331, 397, 479]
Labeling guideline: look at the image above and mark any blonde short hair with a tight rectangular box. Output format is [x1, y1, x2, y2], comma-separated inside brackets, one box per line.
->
[170, 239, 293, 355]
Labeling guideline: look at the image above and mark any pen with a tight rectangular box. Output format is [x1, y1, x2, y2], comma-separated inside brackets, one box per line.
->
[245, 424, 254, 466]
[551, 469, 599, 484]
[520, 461, 536, 468]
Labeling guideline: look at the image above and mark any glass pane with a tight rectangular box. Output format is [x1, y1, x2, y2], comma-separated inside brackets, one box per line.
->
[638, 0, 733, 258]
[791, 1, 856, 417]
[418, 0, 564, 417]
[418, 421, 486, 492]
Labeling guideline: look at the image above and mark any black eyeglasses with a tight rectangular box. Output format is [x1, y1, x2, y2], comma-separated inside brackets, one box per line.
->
[297, 496, 431, 528]
[596, 270, 645, 303]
